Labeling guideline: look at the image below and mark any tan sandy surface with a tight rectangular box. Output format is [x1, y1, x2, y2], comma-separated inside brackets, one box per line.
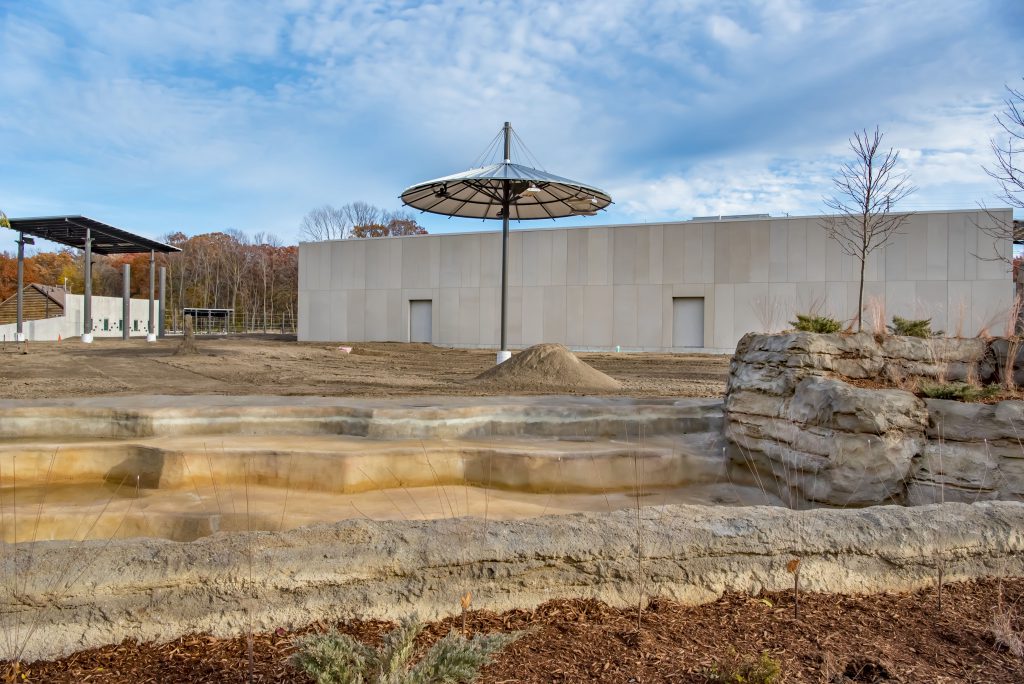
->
[0, 335, 729, 400]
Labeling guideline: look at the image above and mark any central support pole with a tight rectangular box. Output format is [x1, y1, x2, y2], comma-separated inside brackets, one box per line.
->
[497, 121, 512, 365]
[82, 227, 93, 343]
[158, 266, 166, 338]
[15, 233, 25, 342]
[147, 250, 156, 342]
[122, 263, 131, 341]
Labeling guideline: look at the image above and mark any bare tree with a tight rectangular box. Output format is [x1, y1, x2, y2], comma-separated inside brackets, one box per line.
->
[299, 205, 351, 241]
[343, 201, 383, 230]
[822, 127, 916, 331]
[988, 80, 1024, 210]
[975, 79, 1024, 263]
[303, 202, 428, 240]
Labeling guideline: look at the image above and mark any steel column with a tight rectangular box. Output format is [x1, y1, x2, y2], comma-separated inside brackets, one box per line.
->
[122, 263, 131, 340]
[498, 121, 512, 364]
[147, 250, 156, 342]
[15, 233, 25, 342]
[158, 266, 166, 337]
[82, 227, 93, 342]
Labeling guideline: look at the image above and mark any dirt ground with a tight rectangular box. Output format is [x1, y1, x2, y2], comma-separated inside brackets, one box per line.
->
[0, 335, 730, 400]
[19, 579, 1024, 683]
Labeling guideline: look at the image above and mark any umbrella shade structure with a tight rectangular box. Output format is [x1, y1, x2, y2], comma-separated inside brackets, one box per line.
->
[400, 162, 612, 220]
[401, 122, 612, 362]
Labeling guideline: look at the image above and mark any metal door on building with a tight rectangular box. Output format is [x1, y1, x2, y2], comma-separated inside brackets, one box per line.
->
[409, 300, 432, 343]
[672, 297, 704, 348]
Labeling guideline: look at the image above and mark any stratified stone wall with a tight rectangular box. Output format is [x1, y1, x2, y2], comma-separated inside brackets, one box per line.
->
[725, 332, 1022, 506]
[914, 400, 1024, 505]
[5, 501, 1023, 661]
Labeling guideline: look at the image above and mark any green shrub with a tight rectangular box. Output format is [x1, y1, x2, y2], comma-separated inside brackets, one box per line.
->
[888, 316, 942, 338]
[918, 382, 999, 402]
[291, 616, 521, 684]
[704, 651, 782, 684]
[789, 314, 842, 334]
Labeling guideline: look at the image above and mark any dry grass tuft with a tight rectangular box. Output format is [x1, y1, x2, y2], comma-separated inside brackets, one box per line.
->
[992, 585, 1024, 659]
[992, 609, 1024, 658]
[863, 296, 887, 335]
[751, 296, 786, 334]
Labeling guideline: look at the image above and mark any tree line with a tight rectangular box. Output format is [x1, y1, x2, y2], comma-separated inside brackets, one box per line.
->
[299, 202, 427, 241]
[0, 200, 426, 330]
[0, 231, 299, 332]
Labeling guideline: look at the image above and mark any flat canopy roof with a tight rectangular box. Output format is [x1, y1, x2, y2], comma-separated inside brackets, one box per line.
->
[7, 215, 180, 255]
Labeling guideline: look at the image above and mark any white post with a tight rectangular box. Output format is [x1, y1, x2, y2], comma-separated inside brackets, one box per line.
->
[158, 266, 166, 338]
[146, 250, 157, 342]
[15, 233, 25, 342]
[122, 263, 131, 340]
[82, 227, 93, 343]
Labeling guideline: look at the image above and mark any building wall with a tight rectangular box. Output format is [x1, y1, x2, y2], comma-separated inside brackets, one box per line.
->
[298, 209, 1015, 353]
[0, 294, 160, 342]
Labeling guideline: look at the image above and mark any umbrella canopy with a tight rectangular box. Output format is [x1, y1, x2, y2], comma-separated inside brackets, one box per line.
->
[400, 122, 612, 362]
[400, 161, 612, 220]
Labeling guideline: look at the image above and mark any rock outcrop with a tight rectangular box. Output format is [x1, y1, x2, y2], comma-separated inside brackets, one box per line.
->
[912, 399, 1024, 504]
[725, 332, 1024, 506]
[2, 501, 1022, 662]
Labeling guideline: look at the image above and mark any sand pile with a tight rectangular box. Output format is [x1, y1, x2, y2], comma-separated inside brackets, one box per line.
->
[473, 343, 621, 392]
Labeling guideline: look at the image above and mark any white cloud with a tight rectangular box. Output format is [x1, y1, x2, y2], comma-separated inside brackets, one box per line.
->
[0, 0, 1021, 253]
[708, 14, 756, 50]
[613, 156, 826, 220]
[52, 0, 288, 65]
[758, 0, 805, 34]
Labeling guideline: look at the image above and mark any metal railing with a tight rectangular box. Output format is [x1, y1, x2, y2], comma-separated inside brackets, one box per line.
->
[165, 311, 297, 335]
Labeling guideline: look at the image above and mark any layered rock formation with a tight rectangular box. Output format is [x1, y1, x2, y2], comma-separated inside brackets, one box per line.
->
[914, 399, 1024, 505]
[725, 332, 1023, 506]
[0, 395, 747, 543]
[3, 501, 1022, 661]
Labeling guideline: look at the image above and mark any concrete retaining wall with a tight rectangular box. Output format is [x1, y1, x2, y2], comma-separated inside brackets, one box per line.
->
[0, 294, 160, 342]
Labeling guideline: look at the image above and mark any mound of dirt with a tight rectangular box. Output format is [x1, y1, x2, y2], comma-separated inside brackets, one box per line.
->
[472, 343, 621, 392]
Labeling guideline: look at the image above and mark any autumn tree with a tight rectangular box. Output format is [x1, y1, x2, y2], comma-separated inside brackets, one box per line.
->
[155, 230, 298, 332]
[32, 250, 76, 288]
[822, 127, 916, 331]
[349, 223, 389, 238]
[349, 208, 427, 238]
[383, 210, 428, 236]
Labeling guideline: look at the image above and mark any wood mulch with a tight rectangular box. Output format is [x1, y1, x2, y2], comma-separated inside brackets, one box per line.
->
[10, 578, 1024, 683]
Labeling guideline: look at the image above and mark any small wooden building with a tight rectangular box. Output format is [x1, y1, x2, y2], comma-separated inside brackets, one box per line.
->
[0, 284, 65, 325]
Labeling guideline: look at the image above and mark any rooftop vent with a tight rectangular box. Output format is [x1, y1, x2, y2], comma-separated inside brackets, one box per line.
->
[689, 214, 771, 221]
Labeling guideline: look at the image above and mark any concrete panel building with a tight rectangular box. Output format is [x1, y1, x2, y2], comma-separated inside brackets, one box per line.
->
[298, 209, 1014, 353]
[0, 293, 160, 342]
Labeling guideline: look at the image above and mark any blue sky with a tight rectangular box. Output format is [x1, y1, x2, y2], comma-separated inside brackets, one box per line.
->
[1, 0, 1022, 253]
